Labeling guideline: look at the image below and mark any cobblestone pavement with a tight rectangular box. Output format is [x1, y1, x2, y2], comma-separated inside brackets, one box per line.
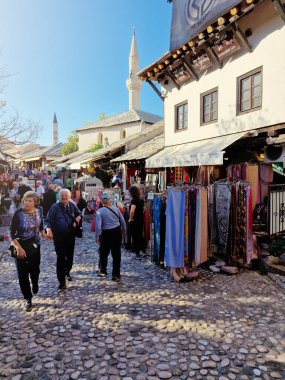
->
[0, 225, 285, 380]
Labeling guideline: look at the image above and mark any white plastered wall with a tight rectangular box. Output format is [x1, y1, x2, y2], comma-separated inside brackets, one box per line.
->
[163, 0, 285, 147]
[78, 122, 144, 151]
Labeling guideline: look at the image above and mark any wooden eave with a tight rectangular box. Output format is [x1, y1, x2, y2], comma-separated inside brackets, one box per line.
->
[139, 0, 266, 83]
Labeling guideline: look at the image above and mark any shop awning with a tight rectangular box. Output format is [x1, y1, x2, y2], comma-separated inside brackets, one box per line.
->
[145, 132, 248, 168]
[111, 135, 164, 163]
[24, 156, 41, 162]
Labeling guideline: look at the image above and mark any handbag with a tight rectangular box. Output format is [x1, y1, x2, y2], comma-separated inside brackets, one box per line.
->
[8, 237, 38, 259]
[74, 219, 83, 238]
[62, 203, 83, 238]
[8, 243, 18, 258]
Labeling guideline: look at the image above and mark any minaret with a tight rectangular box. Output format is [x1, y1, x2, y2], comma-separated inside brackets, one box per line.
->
[53, 112, 58, 145]
[126, 30, 142, 111]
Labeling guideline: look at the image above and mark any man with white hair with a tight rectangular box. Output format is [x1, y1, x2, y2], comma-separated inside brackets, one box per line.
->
[45, 189, 82, 291]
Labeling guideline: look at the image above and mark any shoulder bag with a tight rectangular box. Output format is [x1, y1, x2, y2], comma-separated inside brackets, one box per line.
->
[103, 206, 121, 226]
[62, 203, 83, 238]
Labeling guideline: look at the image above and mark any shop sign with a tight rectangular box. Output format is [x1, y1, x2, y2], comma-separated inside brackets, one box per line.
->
[170, 63, 191, 85]
[191, 51, 212, 73]
[212, 31, 241, 60]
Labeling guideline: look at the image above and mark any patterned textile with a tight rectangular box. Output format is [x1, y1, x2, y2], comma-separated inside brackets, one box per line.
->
[184, 190, 189, 267]
[165, 189, 185, 268]
[188, 188, 197, 266]
[159, 202, 166, 264]
[199, 188, 209, 264]
[153, 195, 162, 264]
[10, 207, 43, 244]
[234, 183, 248, 265]
[246, 185, 254, 264]
[194, 190, 201, 265]
[214, 183, 231, 254]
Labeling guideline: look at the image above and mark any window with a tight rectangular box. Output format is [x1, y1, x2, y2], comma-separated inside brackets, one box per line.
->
[237, 67, 262, 114]
[120, 129, 126, 139]
[97, 132, 103, 145]
[201, 88, 218, 125]
[175, 102, 188, 131]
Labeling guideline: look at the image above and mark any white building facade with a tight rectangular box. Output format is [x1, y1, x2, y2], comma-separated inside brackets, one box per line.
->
[139, 0, 285, 167]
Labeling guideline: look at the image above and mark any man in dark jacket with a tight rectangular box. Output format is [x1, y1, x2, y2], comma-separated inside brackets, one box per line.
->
[46, 189, 81, 291]
[42, 184, 57, 217]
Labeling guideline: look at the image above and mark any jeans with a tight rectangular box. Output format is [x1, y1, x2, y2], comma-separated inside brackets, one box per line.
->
[53, 232, 76, 284]
[100, 226, 122, 277]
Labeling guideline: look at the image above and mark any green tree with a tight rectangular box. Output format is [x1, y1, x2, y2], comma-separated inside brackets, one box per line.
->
[99, 112, 108, 120]
[61, 130, 79, 155]
[88, 143, 103, 153]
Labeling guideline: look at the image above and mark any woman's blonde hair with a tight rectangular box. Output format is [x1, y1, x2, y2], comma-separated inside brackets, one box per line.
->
[22, 191, 40, 206]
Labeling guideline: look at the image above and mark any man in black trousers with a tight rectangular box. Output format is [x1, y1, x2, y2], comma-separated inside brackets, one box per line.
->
[45, 189, 81, 291]
[95, 193, 126, 281]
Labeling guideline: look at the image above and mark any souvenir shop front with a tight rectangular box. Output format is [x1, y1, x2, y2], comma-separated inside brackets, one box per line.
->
[142, 131, 285, 280]
[110, 134, 164, 191]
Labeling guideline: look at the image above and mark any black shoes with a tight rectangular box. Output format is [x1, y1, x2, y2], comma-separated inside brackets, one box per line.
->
[58, 283, 66, 292]
[24, 299, 32, 311]
[112, 276, 121, 282]
[32, 283, 39, 295]
[66, 275, 72, 282]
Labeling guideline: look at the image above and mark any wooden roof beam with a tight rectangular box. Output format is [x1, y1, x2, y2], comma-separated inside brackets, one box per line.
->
[232, 22, 252, 52]
[205, 42, 223, 69]
[166, 70, 181, 90]
[272, 0, 285, 23]
[181, 58, 199, 81]
[146, 78, 164, 101]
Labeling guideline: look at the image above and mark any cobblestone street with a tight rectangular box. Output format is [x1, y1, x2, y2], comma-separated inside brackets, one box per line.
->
[0, 225, 285, 380]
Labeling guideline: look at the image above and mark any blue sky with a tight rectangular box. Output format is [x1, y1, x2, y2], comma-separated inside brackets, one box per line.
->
[0, 0, 172, 146]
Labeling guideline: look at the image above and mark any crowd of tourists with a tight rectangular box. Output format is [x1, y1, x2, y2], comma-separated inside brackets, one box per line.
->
[0, 167, 144, 312]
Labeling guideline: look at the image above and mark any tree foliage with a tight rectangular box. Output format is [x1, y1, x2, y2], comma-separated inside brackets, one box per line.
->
[88, 144, 103, 153]
[61, 130, 79, 155]
[99, 112, 108, 120]
[0, 66, 42, 154]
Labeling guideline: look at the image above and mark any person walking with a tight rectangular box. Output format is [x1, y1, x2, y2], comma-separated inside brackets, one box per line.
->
[45, 189, 82, 291]
[35, 180, 45, 198]
[128, 185, 145, 259]
[95, 193, 126, 281]
[10, 191, 49, 311]
[42, 184, 57, 218]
